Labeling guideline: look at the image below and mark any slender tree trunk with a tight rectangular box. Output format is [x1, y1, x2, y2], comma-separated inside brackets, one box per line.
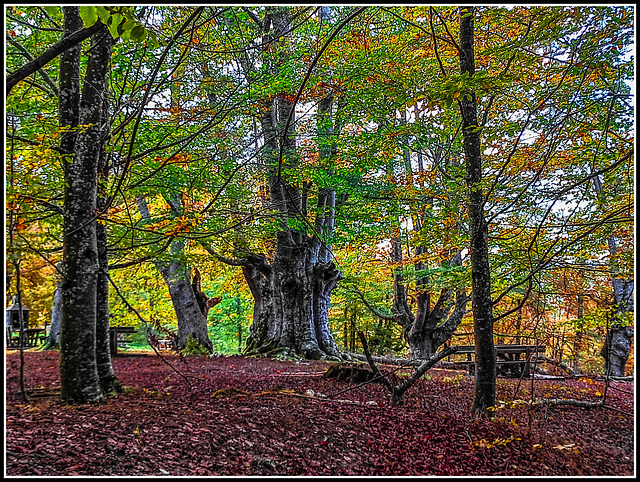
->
[459, 6, 496, 415]
[137, 197, 212, 352]
[96, 136, 120, 392]
[60, 20, 112, 404]
[46, 266, 63, 348]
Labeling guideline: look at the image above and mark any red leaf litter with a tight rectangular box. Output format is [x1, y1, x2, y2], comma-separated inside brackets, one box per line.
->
[5, 351, 634, 476]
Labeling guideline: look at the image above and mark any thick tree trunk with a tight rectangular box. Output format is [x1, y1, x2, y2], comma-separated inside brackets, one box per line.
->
[96, 141, 119, 392]
[218, 6, 343, 360]
[162, 253, 212, 352]
[50, 6, 82, 352]
[459, 6, 496, 415]
[60, 20, 112, 404]
[391, 237, 469, 359]
[243, 232, 343, 359]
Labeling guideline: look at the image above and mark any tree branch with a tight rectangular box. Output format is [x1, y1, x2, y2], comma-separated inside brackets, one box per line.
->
[347, 286, 395, 321]
[6, 21, 103, 96]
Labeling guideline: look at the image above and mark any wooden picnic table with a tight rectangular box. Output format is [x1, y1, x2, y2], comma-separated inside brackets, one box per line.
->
[109, 326, 137, 357]
[6, 327, 46, 348]
[452, 344, 546, 378]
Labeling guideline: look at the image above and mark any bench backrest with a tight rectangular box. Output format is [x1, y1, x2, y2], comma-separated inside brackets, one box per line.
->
[454, 344, 545, 354]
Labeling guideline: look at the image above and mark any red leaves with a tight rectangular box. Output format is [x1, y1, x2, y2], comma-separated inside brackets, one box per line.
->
[5, 351, 635, 476]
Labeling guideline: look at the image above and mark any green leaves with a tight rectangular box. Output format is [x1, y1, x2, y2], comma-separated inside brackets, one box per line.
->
[79, 6, 99, 28]
[78, 6, 158, 46]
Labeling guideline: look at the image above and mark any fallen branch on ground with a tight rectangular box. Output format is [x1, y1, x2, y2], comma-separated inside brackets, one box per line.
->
[535, 355, 576, 376]
[357, 331, 458, 406]
[533, 398, 603, 409]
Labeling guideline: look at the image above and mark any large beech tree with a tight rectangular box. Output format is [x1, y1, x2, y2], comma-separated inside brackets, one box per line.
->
[59, 13, 115, 403]
[200, 6, 364, 359]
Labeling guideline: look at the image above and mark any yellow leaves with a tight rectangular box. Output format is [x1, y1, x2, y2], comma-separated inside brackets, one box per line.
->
[147, 215, 193, 237]
[472, 435, 521, 449]
[552, 443, 580, 454]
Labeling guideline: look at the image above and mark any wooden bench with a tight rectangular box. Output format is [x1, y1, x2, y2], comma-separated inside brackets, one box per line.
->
[109, 326, 137, 357]
[156, 339, 173, 350]
[451, 344, 546, 378]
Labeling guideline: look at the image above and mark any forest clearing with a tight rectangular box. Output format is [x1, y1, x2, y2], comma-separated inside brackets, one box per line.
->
[5, 350, 635, 476]
[5, 5, 634, 478]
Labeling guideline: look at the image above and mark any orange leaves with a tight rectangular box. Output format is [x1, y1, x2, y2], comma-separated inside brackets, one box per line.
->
[156, 153, 192, 167]
[147, 215, 194, 237]
[14, 218, 28, 232]
[166, 216, 192, 236]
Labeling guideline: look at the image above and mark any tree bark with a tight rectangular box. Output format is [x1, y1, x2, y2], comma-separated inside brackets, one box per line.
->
[391, 235, 470, 359]
[96, 129, 120, 392]
[60, 19, 112, 404]
[601, 278, 634, 377]
[241, 233, 343, 359]
[49, 7, 82, 353]
[45, 267, 63, 348]
[459, 6, 496, 415]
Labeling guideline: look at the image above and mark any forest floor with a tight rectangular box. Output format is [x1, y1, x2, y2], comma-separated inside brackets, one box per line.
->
[5, 349, 635, 477]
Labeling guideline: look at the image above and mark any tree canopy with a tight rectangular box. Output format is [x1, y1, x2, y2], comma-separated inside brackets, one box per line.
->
[6, 6, 634, 381]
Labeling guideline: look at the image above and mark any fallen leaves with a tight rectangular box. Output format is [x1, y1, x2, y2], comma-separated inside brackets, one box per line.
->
[4, 351, 635, 476]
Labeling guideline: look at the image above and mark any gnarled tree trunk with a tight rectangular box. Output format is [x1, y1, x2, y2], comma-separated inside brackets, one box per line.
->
[240, 233, 343, 359]
[601, 277, 634, 377]
[212, 6, 345, 359]
[389, 238, 469, 359]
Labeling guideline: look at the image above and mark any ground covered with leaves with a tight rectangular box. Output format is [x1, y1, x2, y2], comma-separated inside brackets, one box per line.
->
[5, 350, 634, 476]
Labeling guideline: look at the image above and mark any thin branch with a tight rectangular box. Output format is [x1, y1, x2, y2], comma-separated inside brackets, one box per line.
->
[347, 286, 395, 321]
[6, 36, 59, 96]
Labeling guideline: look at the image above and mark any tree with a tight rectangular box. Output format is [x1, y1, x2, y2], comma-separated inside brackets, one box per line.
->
[59, 11, 114, 403]
[595, 174, 634, 377]
[137, 195, 213, 352]
[201, 6, 365, 359]
[457, 6, 497, 415]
